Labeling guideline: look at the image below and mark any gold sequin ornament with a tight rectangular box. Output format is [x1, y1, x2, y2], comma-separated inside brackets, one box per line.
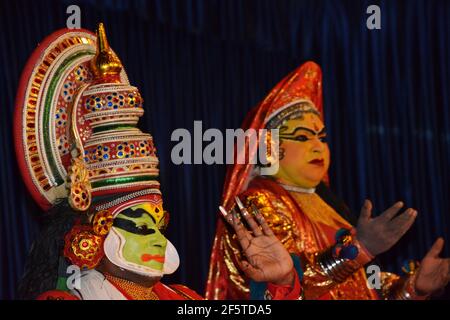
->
[67, 154, 92, 211]
[92, 210, 113, 236]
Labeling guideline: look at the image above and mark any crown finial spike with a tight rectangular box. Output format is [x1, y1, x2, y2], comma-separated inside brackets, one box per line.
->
[97, 22, 109, 53]
[91, 22, 122, 80]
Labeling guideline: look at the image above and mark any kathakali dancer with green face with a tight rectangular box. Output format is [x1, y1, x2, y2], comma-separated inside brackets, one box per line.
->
[14, 24, 302, 300]
[207, 61, 450, 300]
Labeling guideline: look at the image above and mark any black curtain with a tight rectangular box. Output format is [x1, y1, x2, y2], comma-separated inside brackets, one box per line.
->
[1, 0, 449, 299]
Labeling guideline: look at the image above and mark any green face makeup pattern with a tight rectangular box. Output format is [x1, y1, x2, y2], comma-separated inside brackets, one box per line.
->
[113, 205, 168, 271]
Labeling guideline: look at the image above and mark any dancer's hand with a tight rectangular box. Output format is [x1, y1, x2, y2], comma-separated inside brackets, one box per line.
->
[219, 197, 294, 286]
[356, 200, 417, 256]
[415, 238, 450, 296]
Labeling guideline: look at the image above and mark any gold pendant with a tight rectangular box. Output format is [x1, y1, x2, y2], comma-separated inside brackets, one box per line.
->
[67, 154, 92, 211]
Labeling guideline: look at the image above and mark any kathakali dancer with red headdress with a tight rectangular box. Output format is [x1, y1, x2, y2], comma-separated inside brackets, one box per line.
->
[206, 61, 450, 300]
[14, 23, 302, 300]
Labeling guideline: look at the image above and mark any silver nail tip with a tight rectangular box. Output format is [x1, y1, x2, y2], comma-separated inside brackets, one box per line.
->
[219, 206, 228, 216]
[235, 196, 245, 209]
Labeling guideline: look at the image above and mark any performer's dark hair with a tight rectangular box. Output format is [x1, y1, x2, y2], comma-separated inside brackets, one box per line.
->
[16, 201, 77, 300]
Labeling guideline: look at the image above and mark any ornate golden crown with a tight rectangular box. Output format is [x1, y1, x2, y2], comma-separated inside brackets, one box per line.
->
[15, 23, 160, 212]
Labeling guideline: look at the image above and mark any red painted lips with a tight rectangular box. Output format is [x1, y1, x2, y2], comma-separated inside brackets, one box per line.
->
[309, 159, 325, 166]
[141, 254, 165, 263]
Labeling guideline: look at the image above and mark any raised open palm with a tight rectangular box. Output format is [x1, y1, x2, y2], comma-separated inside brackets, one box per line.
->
[356, 200, 417, 256]
[415, 238, 450, 296]
[219, 197, 294, 285]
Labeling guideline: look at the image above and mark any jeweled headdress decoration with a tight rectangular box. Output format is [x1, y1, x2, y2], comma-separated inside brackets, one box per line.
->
[15, 23, 160, 212]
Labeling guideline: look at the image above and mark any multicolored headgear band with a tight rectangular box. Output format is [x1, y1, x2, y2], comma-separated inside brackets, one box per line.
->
[263, 61, 323, 129]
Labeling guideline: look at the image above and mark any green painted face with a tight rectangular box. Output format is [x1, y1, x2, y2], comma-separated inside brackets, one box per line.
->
[113, 203, 167, 271]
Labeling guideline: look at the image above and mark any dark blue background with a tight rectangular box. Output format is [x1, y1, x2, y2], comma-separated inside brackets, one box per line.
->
[1, 0, 449, 299]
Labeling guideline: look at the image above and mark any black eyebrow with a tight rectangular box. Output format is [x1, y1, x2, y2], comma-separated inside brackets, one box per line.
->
[113, 218, 156, 235]
[281, 126, 321, 136]
[318, 128, 327, 135]
[120, 207, 156, 224]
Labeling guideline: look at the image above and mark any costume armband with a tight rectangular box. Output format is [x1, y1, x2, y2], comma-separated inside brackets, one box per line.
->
[316, 228, 373, 283]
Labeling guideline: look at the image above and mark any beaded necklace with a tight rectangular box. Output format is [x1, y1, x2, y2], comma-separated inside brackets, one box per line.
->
[104, 273, 160, 300]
